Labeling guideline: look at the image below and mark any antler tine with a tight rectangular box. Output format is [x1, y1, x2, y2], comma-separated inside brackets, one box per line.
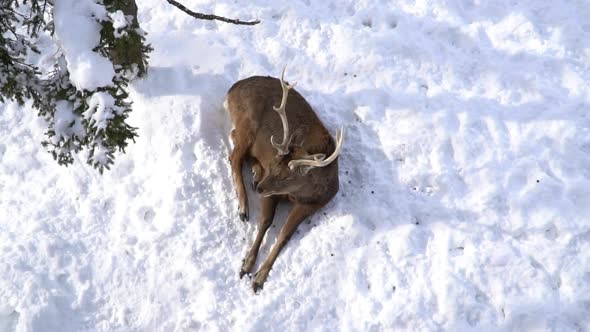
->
[288, 127, 344, 171]
[270, 65, 297, 156]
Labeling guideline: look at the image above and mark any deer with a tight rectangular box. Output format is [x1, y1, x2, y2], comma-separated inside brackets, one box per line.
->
[224, 66, 344, 292]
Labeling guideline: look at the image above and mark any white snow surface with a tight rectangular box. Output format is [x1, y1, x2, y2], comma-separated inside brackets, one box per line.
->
[53, 0, 115, 91]
[110, 10, 129, 31]
[85, 92, 119, 131]
[2, 0, 590, 331]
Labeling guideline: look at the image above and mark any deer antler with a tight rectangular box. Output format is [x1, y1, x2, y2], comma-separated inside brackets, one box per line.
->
[288, 128, 344, 172]
[270, 65, 297, 156]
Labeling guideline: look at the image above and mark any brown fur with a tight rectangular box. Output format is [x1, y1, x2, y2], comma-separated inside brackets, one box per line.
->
[225, 75, 340, 292]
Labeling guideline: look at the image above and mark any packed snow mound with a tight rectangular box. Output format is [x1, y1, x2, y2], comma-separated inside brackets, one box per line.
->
[1, 0, 590, 331]
[53, 0, 115, 90]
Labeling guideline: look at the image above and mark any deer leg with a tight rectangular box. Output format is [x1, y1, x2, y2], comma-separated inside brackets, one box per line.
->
[240, 196, 279, 278]
[252, 203, 321, 292]
[230, 129, 250, 221]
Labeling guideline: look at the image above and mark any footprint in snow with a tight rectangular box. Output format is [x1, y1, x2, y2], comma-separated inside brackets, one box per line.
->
[139, 207, 156, 223]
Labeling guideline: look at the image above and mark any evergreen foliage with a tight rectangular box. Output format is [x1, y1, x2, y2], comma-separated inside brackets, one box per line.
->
[0, 0, 42, 106]
[0, 0, 151, 172]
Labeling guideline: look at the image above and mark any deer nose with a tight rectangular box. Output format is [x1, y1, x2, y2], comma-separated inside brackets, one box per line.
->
[256, 185, 263, 194]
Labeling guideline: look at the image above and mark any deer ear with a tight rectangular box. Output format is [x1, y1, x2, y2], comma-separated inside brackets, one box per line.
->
[288, 161, 306, 175]
[296, 165, 313, 175]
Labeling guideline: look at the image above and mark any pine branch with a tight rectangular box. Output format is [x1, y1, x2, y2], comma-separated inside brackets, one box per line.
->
[166, 0, 260, 26]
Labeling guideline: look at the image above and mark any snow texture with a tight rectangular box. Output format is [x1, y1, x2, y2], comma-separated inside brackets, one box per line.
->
[110, 10, 128, 31]
[53, 0, 115, 91]
[2, 0, 590, 331]
[85, 91, 119, 131]
[109, 10, 129, 38]
[52, 100, 85, 144]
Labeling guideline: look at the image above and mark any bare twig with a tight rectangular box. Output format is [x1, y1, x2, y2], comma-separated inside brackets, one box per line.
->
[166, 0, 260, 26]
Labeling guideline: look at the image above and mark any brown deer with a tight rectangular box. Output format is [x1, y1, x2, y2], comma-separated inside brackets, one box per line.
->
[224, 66, 344, 292]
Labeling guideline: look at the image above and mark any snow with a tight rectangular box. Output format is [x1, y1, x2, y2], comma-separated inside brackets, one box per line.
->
[85, 92, 119, 131]
[2, 0, 590, 331]
[52, 101, 85, 145]
[109, 10, 130, 38]
[109, 10, 128, 31]
[53, 0, 115, 91]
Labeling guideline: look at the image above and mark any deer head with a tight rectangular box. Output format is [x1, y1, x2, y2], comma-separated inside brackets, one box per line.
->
[255, 67, 344, 197]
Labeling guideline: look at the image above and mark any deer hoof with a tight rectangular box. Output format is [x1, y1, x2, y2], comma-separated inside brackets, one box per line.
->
[252, 270, 268, 293]
[238, 204, 249, 221]
[239, 212, 249, 221]
[239, 270, 249, 279]
[252, 281, 263, 293]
